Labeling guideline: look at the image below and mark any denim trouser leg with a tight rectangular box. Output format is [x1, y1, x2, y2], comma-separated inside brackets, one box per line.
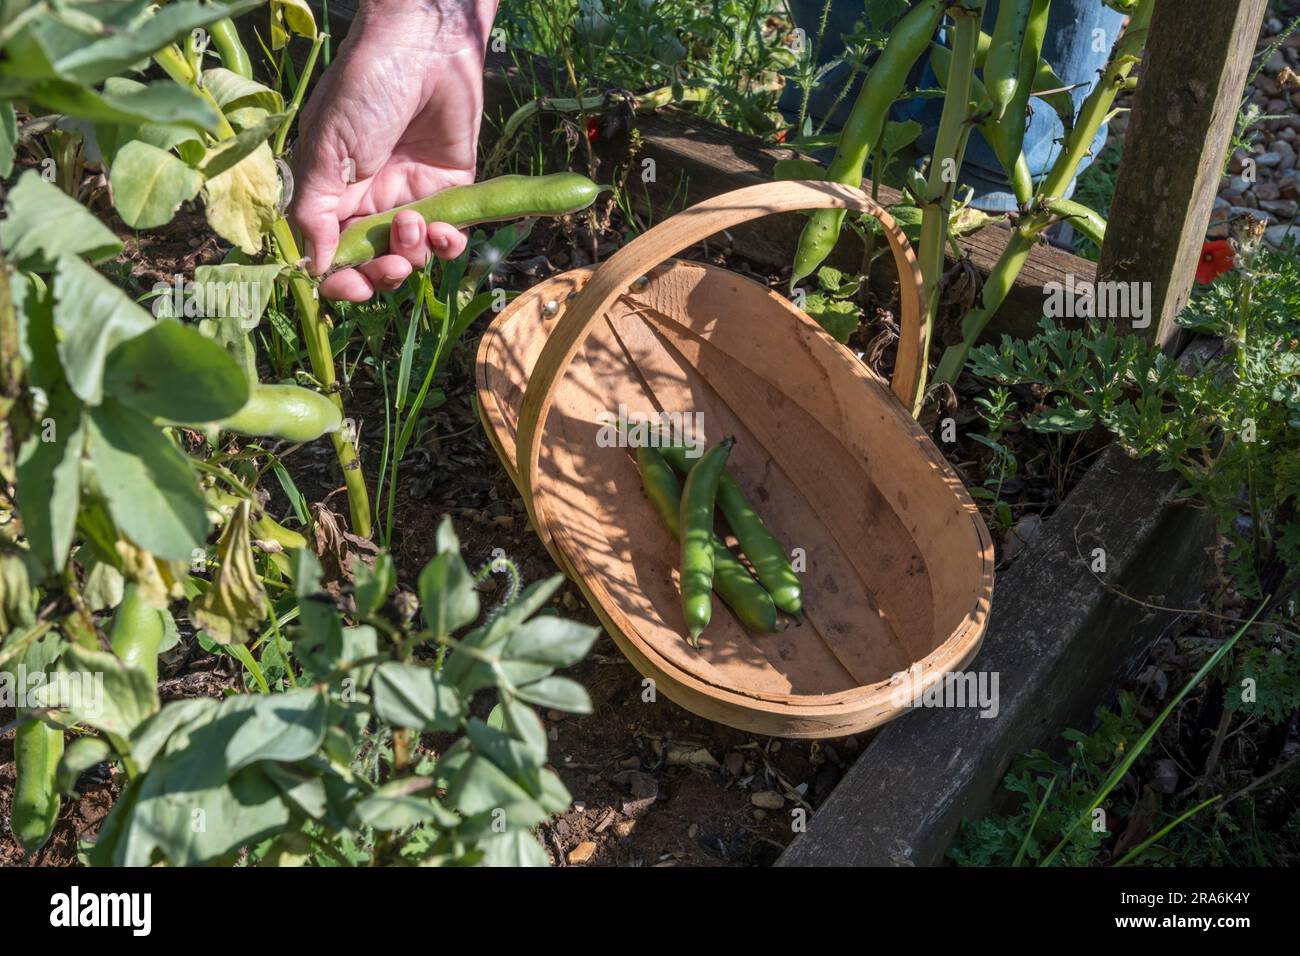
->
[781, 0, 1128, 213]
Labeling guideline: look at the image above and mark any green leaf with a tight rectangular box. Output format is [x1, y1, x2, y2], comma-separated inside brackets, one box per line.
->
[503, 616, 599, 668]
[57, 736, 111, 794]
[127, 697, 218, 771]
[200, 68, 285, 115]
[0, 101, 15, 177]
[34, 644, 159, 742]
[881, 119, 922, 157]
[444, 754, 547, 828]
[111, 764, 291, 866]
[109, 140, 204, 228]
[356, 780, 459, 830]
[513, 676, 592, 714]
[1027, 404, 1095, 434]
[215, 690, 328, 772]
[0, 172, 122, 271]
[773, 158, 824, 181]
[87, 398, 210, 561]
[1, 0, 265, 87]
[28, 78, 219, 131]
[419, 518, 479, 640]
[52, 255, 154, 404]
[202, 142, 278, 255]
[16, 383, 85, 571]
[371, 662, 464, 732]
[104, 318, 248, 421]
[354, 553, 396, 616]
[198, 111, 287, 180]
[478, 829, 551, 867]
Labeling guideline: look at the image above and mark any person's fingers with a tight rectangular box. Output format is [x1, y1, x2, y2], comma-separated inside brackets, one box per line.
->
[358, 255, 414, 292]
[319, 269, 375, 302]
[427, 221, 469, 261]
[292, 198, 343, 276]
[390, 210, 432, 269]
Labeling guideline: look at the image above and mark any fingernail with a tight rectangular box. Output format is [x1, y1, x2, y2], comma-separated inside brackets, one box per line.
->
[397, 216, 420, 246]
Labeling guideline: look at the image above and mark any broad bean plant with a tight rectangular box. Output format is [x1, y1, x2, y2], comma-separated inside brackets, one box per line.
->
[0, 0, 594, 865]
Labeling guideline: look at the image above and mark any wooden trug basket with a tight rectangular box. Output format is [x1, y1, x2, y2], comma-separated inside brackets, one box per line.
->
[476, 181, 993, 738]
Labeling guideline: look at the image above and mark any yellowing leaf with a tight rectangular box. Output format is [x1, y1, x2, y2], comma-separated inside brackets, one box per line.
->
[191, 499, 268, 645]
[109, 140, 204, 228]
[271, 0, 317, 48]
[202, 141, 278, 255]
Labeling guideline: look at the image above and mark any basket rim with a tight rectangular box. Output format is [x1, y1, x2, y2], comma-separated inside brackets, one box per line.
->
[476, 259, 994, 719]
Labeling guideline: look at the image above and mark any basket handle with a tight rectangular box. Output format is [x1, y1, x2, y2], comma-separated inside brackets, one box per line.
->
[515, 179, 925, 506]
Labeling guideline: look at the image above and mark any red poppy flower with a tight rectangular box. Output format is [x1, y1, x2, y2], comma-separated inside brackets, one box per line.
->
[773, 127, 790, 144]
[1197, 240, 1235, 284]
[585, 115, 600, 143]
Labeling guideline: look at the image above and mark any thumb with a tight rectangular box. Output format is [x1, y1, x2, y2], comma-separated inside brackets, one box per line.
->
[291, 194, 342, 276]
[289, 150, 349, 275]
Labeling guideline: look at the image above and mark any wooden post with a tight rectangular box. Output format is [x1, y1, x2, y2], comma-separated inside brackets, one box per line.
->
[1097, 0, 1268, 345]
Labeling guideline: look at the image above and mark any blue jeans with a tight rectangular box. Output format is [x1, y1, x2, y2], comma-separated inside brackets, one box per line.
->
[782, 0, 1126, 212]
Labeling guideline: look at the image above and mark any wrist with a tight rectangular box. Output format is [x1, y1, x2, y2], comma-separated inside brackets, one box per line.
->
[356, 0, 499, 54]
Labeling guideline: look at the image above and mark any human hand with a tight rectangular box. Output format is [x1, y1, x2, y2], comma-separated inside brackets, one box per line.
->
[289, 0, 498, 300]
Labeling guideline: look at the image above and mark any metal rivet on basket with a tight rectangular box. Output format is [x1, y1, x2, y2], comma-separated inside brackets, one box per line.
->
[543, 299, 559, 316]
[629, 275, 650, 293]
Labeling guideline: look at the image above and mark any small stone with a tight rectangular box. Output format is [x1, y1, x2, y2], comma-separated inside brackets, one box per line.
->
[751, 790, 785, 810]
[547, 709, 564, 721]
[618, 755, 641, 770]
[752, 809, 768, 822]
[1206, 221, 1231, 239]
[1231, 205, 1271, 222]
[1254, 180, 1282, 202]
[1265, 223, 1300, 248]
[561, 591, 578, 610]
[770, 741, 782, 754]
[492, 515, 513, 528]
[1275, 140, 1297, 170]
[724, 751, 745, 776]
[1256, 151, 1284, 168]
[567, 841, 598, 865]
[1001, 514, 1044, 563]
[1260, 199, 1299, 219]
[666, 746, 718, 768]
[613, 819, 636, 838]
[687, 823, 699, 838]
[548, 726, 559, 741]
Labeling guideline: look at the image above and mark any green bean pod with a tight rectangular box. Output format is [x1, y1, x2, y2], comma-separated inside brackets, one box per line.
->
[209, 17, 253, 80]
[660, 445, 803, 616]
[988, 0, 1052, 199]
[636, 445, 777, 635]
[332, 173, 604, 271]
[985, 0, 1035, 120]
[110, 582, 166, 685]
[791, 0, 947, 285]
[216, 383, 342, 443]
[12, 716, 63, 855]
[1047, 198, 1106, 246]
[678, 438, 735, 645]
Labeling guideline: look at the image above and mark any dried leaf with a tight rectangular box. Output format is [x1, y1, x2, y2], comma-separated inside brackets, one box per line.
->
[191, 499, 268, 644]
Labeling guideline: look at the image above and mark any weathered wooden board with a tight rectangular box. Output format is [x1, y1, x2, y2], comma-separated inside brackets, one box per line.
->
[1098, 0, 1269, 345]
[776, 440, 1215, 866]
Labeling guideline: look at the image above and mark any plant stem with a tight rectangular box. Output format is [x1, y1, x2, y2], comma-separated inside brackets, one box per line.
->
[913, 0, 983, 413]
[934, 0, 1155, 385]
[271, 217, 372, 537]
[273, 32, 326, 156]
